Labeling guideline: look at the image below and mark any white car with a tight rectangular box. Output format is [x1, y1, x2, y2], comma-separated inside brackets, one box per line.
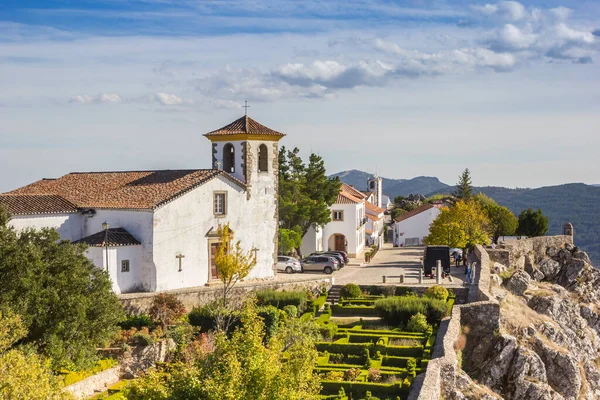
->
[275, 256, 302, 273]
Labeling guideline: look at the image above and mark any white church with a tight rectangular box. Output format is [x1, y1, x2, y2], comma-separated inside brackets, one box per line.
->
[0, 115, 283, 294]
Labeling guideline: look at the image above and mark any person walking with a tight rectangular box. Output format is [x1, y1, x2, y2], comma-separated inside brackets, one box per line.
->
[454, 251, 460, 267]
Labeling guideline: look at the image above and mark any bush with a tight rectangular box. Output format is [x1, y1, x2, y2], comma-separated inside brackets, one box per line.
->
[188, 305, 215, 331]
[368, 368, 382, 382]
[257, 305, 279, 340]
[406, 359, 416, 377]
[149, 293, 186, 330]
[119, 313, 155, 330]
[332, 304, 378, 317]
[131, 333, 153, 346]
[256, 289, 307, 312]
[340, 284, 362, 299]
[394, 287, 414, 297]
[323, 303, 332, 315]
[343, 368, 361, 381]
[319, 323, 338, 340]
[374, 296, 448, 325]
[423, 285, 449, 302]
[406, 313, 429, 333]
[323, 370, 345, 381]
[283, 304, 298, 318]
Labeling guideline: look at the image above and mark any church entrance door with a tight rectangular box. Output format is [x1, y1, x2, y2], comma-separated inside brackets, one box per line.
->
[210, 243, 220, 280]
[334, 234, 346, 252]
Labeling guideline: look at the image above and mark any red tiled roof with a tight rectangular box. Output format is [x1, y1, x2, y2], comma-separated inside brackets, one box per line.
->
[393, 203, 436, 223]
[366, 213, 381, 221]
[6, 169, 245, 211]
[73, 228, 141, 247]
[365, 201, 385, 214]
[335, 183, 367, 205]
[0, 194, 78, 215]
[204, 115, 285, 138]
[341, 183, 367, 200]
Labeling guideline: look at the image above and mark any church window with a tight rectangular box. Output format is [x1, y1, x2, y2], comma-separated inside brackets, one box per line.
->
[214, 192, 227, 216]
[333, 210, 344, 221]
[258, 144, 268, 172]
[223, 143, 235, 173]
[121, 260, 130, 272]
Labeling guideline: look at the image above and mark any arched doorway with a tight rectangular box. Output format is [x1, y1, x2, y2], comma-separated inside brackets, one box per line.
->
[328, 233, 347, 252]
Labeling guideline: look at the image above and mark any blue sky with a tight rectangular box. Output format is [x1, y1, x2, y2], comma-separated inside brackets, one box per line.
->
[1, 0, 599, 191]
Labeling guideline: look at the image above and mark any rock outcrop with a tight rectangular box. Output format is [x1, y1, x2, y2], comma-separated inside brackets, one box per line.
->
[456, 241, 600, 400]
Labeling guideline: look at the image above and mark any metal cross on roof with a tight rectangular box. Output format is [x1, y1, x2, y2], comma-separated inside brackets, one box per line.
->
[243, 100, 250, 116]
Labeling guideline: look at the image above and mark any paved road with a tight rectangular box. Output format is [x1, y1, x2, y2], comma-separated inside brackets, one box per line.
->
[275, 243, 468, 287]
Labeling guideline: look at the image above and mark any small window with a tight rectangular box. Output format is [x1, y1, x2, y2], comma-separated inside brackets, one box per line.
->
[214, 192, 227, 215]
[332, 210, 344, 221]
[121, 260, 130, 273]
[258, 144, 268, 172]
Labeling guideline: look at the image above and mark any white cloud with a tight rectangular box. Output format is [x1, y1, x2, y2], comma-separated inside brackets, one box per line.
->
[473, 1, 526, 21]
[488, 24, 537, 51]
[69, 93, 122, 104]
[151, 92, 193, 106]
[549, 7, 571, 21]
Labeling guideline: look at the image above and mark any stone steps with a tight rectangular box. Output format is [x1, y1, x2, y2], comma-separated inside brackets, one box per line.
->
[326, 284, 342, 304]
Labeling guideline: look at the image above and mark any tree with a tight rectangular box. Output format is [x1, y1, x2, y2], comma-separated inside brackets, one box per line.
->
[149, 294, 187, 332]
[474, 194, 518, 243]
[278, 147, 340, 256]
[0, 311, 70, 400]
[516, 208, 549, 238]
[453, 168, 473, 200]
[127, 301, 321, 400]
[0, 207, 124, 370]
[278, 228, 302, 256]
[215, 224, 256, 309]
[424, 199, 491, 250]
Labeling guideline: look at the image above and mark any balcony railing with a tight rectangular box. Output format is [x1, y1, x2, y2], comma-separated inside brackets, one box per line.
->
[356, 217, 368, 230]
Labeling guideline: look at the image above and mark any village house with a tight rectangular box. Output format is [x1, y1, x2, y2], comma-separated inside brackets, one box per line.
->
[392, 202, 444, 247]
[0, 115, 284, 294]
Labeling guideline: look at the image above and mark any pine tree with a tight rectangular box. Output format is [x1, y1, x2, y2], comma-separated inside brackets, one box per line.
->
[454, 168, 473, 200]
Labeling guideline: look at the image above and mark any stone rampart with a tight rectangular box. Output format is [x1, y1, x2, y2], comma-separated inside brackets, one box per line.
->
[486, 248, 510, 267]
[119, 276, 332, 314]
[499, 235, 573, 271]
[64, 367, 119, 399]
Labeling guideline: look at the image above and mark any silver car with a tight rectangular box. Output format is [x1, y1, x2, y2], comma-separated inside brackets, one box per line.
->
[300, 256, 339, 274]
[275, 256, 302, 273]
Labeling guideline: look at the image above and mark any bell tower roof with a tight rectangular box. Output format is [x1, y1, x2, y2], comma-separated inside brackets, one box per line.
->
[204, 115, 285, 141]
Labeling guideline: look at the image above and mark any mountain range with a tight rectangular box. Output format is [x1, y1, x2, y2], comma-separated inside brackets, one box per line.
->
[331, 170, 600, 267]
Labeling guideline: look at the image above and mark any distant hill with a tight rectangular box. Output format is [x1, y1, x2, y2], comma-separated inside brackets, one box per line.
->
[330, 170, 449, 197]
[332, 169, 600, 267]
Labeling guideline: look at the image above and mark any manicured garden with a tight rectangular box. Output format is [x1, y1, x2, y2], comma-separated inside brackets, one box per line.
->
[312, 284, 455, 400]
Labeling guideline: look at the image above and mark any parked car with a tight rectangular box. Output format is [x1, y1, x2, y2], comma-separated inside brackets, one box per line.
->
[423, 246, 450, 278]
[310, 252, 345, 267]
[275, 256, 302, 274]
[322, 250, 349, 263]
[300, 256, 339, 274]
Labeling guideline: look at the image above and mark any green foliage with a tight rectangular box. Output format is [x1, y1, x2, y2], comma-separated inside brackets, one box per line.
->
[406, 313, 429, 333]
[516, 208, 549, 238]
[0, 217, 124, 370]
[257, 305, 280, 341]
[127, 301, 321, 400]
[119, 314, 156, 331]
[149, 293, 186, 331]
[474, 194, 517, 243]
[406, 359, 416, 377]
[278, 228, 302, 255]
[423, 285, 449, 302]
[0, 311, 71, 399]
[61, 359, 118, 386]
[131, 333, 153, 346]
[256, 289, 308, 313]
[278, 147, 341, 255]
[283, 305, 298, 318]
[374, 297, 448, 325]
[188, 305, 218, 331]
[454, 168, 473, 200]
[332, 305, 378, 317]
[340, 284, 362, 299]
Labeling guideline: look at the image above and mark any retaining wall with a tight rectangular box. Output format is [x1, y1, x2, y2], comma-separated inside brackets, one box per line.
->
[64, 367, 119, 399]
[119, 276, 332, 314]
[499, 235, 572, 270]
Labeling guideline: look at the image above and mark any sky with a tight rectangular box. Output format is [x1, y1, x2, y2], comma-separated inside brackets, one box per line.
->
[1, 0, 599, 192]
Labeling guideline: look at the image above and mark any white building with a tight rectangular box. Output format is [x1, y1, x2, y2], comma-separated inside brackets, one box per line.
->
[382, 195, 393, 210]
[392, 203, 443, 247]
[1, 115, 284, 294]
[302, 183, 367, 258]
[365, 201, 385, 248]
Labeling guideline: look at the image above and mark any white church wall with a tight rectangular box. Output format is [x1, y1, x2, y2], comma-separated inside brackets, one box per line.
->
[86, 246, 141, 294]
[9, 213, 83, 241]
[301, 225, 323, 257]
[393, 208, 441, 246]
[213, 141, 245, 183]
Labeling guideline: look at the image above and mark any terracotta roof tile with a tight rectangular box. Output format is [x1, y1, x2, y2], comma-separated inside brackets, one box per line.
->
[365, 228, 374, 235]
[341, 183, 367, 199]
[73, 228, 141, 247]
[335, 183, 368, 205]
[393, 203, 436, 223]
[366, 213, 381, 221]
[6, 169, 245, 211]
[365, 201, 385, 214]
[0, 194, 78, 215]
[204, 115, 285, 137]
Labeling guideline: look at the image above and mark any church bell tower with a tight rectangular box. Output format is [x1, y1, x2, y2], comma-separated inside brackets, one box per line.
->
[367, 176, 383, 208]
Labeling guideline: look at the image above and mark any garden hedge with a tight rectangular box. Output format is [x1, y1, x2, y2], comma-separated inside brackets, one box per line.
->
[256, 289, 308, 313]
[374, 296, 447, 325]
[332, 304, 379, 317]
[320, 380, 408, 396]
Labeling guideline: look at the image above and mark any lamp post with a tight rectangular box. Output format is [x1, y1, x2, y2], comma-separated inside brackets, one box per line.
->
[102, 221, 109, 272]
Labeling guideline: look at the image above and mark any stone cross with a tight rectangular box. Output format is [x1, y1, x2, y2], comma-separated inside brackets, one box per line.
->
[252, 247, 259, 260]
[243, 100, 250, 116]
[176, 254, 185, 272]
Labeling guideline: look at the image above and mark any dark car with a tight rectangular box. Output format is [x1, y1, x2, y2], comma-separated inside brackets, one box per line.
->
[423, 246, 450, 277]
[300, 256, 339, 274]
[310, 252, 345, 267]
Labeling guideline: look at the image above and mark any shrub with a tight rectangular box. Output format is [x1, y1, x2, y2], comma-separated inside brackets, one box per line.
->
[332, 305, 378, 317]
[402, 378, 411, 389]
[340, 284, 362, 299]
[395, 287, 414, 297]
[323, 303, 332, 315]
[149, 293, 186, 330]
[282, 304, 298, 318]
[131, 332, 153, 346]
[188, 305, 215, 331]
[367, 368, 382, 382]
[319, 323, 338, 340]
[323, 370, 345, 381]
[257, 305, 279, 340]
[343, 368, 361, 381]
[407, 359, 416, 377]
[119, 313, 155, 330]
[374, 296, 448, 325]
[406, 313, 429, 333]
[423, 285, 449, 302]
[256, 289, 307, 312]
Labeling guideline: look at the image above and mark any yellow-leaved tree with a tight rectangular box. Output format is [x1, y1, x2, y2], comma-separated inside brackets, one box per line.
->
[0, 311, 71, 400]
[425, 199, 491, 250]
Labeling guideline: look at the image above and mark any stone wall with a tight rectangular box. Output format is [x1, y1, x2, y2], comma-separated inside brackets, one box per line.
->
[499, 235, 573, 271]
[486, 248, 510, 267]
[64, 367, 119, 399]
[119, 276, 332, 314]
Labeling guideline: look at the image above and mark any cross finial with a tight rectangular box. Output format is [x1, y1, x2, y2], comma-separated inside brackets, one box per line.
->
[243, 100, 250, 116]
